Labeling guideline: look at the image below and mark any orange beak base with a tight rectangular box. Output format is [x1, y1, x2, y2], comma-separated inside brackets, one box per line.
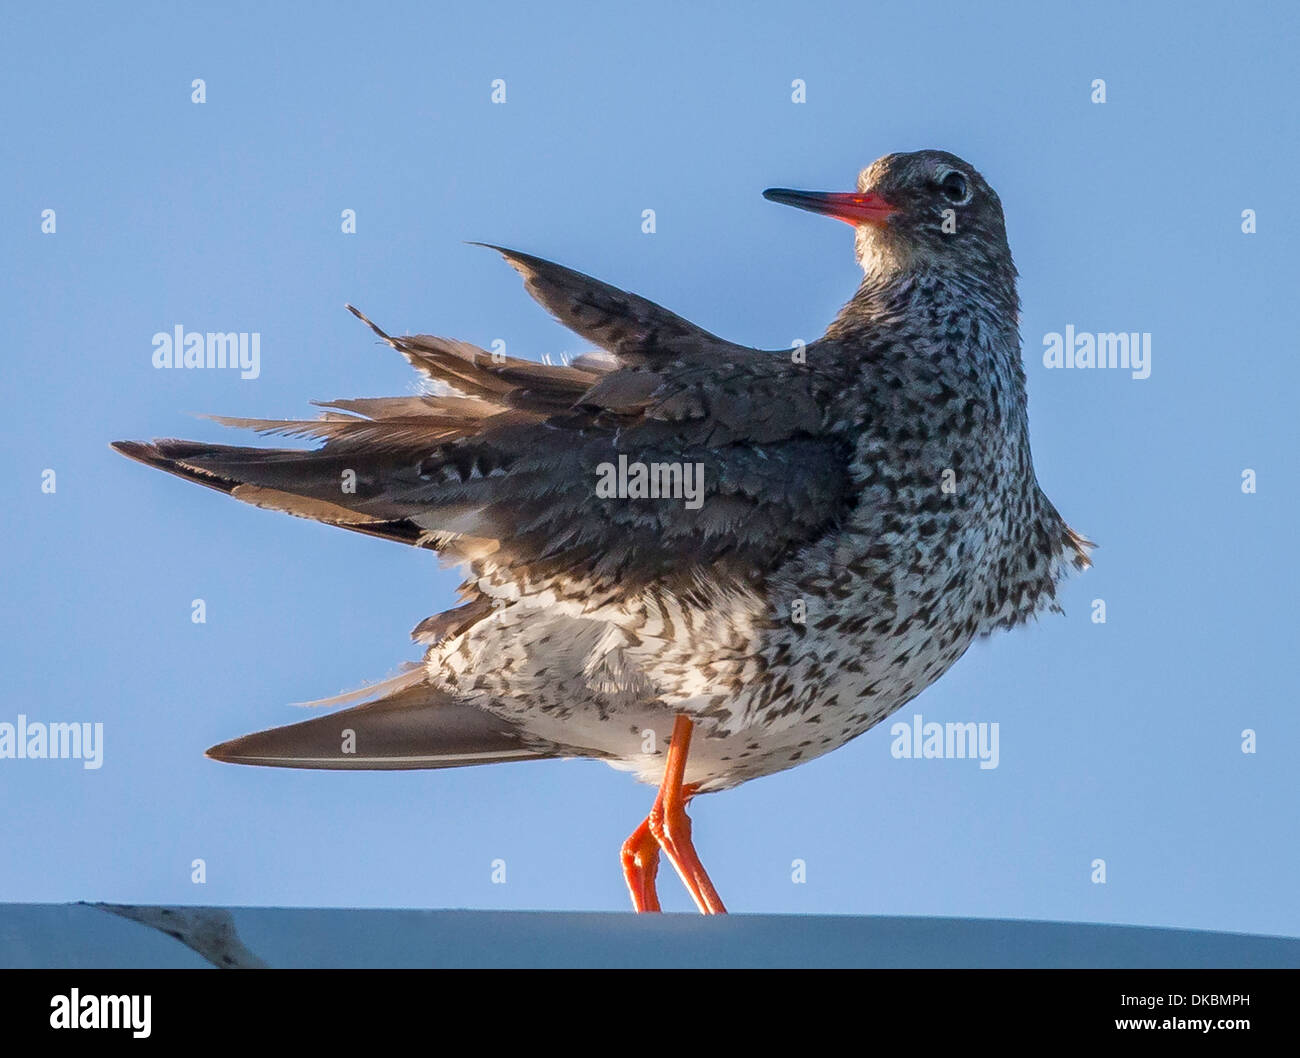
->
[762, 188, 898, 227]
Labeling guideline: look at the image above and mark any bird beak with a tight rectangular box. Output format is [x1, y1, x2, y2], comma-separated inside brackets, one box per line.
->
[762, 188, 898, 227]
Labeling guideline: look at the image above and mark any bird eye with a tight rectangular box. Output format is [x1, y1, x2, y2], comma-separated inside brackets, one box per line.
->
[939, 170, 970, 204]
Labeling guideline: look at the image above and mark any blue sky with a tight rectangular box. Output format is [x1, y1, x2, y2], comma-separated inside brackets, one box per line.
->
[3, 1, 1298, 934]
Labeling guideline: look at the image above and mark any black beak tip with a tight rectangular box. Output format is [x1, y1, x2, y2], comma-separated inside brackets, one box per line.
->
[762, 188, 814, 212]
[205, 740, 239, 763]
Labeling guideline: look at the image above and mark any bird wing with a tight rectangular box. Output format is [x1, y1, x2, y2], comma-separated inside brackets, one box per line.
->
[113, 249, 856, 597]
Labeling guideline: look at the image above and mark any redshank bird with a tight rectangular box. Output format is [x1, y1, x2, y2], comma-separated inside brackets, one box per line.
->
[113, 149, 1090, 914]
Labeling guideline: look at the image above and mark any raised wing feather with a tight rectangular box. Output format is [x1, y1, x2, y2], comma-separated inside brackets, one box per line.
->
[476, 244, 756, 367]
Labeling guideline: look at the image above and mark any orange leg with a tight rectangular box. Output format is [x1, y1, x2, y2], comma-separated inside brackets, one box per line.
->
[622, 714, 727, 915]
[620, 817, 661, 912]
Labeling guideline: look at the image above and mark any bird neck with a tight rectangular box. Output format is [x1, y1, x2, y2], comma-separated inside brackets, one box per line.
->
[825, 261, 1020, 346]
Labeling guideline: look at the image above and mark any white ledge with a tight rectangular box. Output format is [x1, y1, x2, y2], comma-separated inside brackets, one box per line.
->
[1, 903, 1297, 969]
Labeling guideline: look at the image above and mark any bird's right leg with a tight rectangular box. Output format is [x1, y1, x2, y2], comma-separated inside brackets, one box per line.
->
[647, 715, 728, 914]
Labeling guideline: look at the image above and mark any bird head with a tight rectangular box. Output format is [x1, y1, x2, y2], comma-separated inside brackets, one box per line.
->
[764, 149, 1012, 281]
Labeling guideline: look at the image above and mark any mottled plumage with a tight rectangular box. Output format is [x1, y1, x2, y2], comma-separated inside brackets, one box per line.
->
[114, 149, 1089, 912]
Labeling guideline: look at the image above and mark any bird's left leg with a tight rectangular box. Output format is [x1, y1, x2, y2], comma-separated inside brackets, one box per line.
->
[620, 817, 661, 912]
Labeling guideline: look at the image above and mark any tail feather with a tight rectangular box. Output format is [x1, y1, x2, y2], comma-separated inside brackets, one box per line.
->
[206, 678, 558, 771]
